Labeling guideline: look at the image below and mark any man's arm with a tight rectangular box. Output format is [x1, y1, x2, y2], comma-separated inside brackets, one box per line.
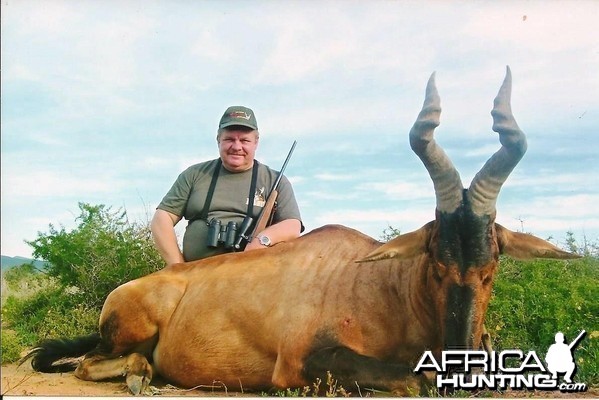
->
[245, 218, 301, 251]
[151, 209, 185, 266]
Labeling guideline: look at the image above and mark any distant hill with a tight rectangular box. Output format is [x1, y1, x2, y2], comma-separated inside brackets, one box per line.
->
[1, 255, 47, 271]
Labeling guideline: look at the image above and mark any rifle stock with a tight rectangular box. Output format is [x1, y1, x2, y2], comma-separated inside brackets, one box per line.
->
[251, 188, 278, 240]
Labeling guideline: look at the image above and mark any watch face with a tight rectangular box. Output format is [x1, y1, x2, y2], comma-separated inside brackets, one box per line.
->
[259, 235, 271, 246]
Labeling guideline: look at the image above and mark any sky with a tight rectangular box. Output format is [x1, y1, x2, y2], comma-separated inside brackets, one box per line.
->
[2, 0, 598, 259]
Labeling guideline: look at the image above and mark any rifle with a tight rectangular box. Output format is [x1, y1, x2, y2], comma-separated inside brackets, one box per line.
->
[234, 140, 297, 250]
[568, 330, 586, 350]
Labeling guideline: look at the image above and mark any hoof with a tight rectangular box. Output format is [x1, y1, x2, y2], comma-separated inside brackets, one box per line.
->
[126, 374, 150, 396]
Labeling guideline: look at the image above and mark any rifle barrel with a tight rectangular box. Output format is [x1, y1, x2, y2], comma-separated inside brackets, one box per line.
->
[271, 140, 297, 192]
[568, 330, 586, 350]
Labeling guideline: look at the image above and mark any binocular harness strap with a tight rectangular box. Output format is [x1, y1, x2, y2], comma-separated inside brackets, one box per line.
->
[199, 159, 259, 223]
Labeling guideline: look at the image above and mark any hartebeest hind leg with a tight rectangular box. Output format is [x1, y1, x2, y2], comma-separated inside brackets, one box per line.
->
[303, 346, 430, 396]
[75, 352, 154, 395]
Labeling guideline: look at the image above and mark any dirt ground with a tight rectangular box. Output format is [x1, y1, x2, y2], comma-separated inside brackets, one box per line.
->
[2, 362, 598, 398]
[0, 363, 255, 397]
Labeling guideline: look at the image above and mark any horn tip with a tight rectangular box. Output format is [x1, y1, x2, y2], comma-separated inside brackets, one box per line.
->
[427, 71, 437, 86]
[425, 72, 439, 100]
[503, 66, 512, 84]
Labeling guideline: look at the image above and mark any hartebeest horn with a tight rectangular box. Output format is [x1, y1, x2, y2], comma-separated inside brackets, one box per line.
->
[409, 72, 463, 213]
[467, 66, 528, 216]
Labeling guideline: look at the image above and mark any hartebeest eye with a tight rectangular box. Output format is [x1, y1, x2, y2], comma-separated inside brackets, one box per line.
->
[481, 271, 493, 286]
[432, 263, 447, 283]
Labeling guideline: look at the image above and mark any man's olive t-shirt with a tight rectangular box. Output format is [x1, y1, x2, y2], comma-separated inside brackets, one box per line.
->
[157, 159, 302, 261]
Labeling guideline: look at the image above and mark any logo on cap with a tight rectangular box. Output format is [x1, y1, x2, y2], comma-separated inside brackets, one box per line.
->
[229, 111, 252, 120]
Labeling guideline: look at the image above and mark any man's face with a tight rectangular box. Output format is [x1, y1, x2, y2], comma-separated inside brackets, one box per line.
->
[218, 128, 259, 172]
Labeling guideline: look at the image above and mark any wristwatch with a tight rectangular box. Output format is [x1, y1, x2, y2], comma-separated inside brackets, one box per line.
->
[256, 234, 272, 247]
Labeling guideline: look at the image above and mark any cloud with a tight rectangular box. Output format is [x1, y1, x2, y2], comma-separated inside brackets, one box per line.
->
[253, 8, 355, 84]
[5, 0, 78, 36]
[465, 2, 599, 52]
[251, 1, 449, 87]
[310, 207, 435, 239]
[2, 0, 597, 259]
[508, 172, 592, 192]
[509, 193, 599, 219]
[494, 192, 599, 246]
[304, 191, 359, 202]
[3, 62, 41, 82]
[314, 173, 356, 182]
[1, 169, 124, 198]
[464, 144, 503, 158]
[190, 27, 233, 63]
[357, 181, 432, 201]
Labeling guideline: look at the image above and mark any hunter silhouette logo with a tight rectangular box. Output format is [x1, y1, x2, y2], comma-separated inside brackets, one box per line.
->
[545, 330, 585, 384]
[414, 329, 588, 393]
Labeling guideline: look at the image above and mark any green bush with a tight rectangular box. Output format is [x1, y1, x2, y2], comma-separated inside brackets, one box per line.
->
[26, 202, 164, 308]
[2, 263, 53, 303]
[1, 280, 101, 364]
[3, 263, 43, 288]
[1, 202, 163, 363]
[486, 255, 599, 385]
[1, 329, 24, 363]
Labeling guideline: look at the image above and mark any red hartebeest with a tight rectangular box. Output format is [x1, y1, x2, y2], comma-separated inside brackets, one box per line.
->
[21, 67, 578, 396]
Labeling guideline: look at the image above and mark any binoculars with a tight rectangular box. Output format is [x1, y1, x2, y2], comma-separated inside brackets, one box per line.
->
[207, 219, 238, 250]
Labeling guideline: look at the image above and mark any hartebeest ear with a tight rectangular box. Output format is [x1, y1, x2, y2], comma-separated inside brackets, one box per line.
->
[495, 223, 581, 260]
[356, 222, 434, 263]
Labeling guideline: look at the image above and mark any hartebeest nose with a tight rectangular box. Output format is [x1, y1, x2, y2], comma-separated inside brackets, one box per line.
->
[444, 284, 475, 350]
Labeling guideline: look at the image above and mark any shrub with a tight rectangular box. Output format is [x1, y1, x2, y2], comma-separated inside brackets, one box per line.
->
[379, 225, 401, 242]
[486, 255, 599, 385]
[2, 263, 52, 302]
[2, 202, 163, 363]
[0, 329, 23, 363]
[26, 202, 164, 309]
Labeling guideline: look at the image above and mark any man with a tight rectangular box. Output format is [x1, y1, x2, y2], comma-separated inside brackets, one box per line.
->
[151, 106, 303, 266]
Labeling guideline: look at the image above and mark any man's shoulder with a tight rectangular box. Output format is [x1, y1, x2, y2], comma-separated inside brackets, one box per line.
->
[256, 160, 280, 178]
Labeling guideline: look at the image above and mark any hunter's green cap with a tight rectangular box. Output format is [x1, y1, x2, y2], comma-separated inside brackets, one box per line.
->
[219, 106, 258, 130]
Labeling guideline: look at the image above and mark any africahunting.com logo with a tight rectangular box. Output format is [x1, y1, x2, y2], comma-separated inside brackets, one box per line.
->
[414, 330, 588, 393]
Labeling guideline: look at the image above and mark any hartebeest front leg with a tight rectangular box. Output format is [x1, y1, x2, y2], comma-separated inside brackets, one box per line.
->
[302, 346, 431, 396]
[75, 352, 153, 395]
